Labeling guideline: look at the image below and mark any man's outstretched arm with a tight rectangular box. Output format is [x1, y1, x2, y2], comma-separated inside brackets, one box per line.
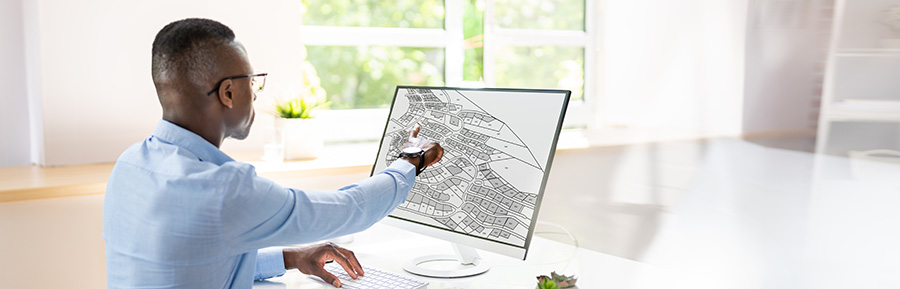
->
[220, 159, 417, 253]
[220, 128, 443, 253]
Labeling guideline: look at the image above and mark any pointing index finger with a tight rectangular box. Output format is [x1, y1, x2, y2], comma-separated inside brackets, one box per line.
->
[409, 125, 421, 140]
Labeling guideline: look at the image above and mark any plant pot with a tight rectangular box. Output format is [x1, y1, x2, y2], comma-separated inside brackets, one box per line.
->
[276, 118, 323, 160]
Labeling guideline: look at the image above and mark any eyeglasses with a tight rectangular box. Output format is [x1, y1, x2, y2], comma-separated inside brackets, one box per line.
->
[206, 73, 268, 96]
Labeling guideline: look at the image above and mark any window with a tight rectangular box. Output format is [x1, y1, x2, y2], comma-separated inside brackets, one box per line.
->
[487, 0, 587, 103]
[305, 46, 445, 109]
[300, 0, 594, 140]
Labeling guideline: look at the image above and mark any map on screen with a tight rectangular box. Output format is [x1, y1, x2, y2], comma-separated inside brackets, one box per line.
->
[372, 87, 569, 248]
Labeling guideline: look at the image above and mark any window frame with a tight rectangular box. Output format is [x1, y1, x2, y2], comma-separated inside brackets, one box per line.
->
[299, 0, 596, 142]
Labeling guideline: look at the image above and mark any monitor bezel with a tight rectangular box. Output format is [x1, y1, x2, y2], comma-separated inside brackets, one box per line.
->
[370, 85, 571, 260]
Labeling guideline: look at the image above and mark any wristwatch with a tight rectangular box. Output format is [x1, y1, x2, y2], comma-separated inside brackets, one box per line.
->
[399, 147, 426, 176]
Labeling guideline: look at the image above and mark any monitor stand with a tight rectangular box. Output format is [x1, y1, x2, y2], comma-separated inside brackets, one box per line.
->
[402, 243, 490, 278]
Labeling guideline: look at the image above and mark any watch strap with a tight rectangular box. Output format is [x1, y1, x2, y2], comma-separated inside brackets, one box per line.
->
[398, 149, 426, 176]
[416, 153, 426, 176]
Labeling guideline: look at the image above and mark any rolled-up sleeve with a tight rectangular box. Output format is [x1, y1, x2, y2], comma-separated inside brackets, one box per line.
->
[221, 160, 417, 254]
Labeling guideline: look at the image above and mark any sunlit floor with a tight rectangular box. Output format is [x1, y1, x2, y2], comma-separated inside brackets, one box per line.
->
[536, 135, 817, 262]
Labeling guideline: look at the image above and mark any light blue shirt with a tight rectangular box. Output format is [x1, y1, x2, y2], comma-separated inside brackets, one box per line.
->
[103, 120, 415, 289]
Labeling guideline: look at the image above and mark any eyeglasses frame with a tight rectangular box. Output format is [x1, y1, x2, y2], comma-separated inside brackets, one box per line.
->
[206, 73, 268, 96]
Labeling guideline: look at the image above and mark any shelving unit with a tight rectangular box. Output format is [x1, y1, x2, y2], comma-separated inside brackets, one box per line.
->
[828, 98, 900, 122]
[834, 48, 900, 56]
[816, 0, 900, 155]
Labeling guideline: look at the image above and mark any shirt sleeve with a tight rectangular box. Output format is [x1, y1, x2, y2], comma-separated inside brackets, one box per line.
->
[221, 160, 416, 254]
[254, 247, 286, 280]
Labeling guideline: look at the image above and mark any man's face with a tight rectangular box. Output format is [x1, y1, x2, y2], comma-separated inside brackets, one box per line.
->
[222, 44, 256, 140]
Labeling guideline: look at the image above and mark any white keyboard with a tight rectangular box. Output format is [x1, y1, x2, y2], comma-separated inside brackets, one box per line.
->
[315, 262, 429, 289]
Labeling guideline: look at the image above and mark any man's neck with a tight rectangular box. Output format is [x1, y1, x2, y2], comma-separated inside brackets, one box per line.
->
[162, 114, 224, 148]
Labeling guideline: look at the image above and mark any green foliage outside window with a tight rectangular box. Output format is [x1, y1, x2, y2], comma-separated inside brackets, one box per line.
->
[305, 46, 444, 109]
[463, 0, 484, 82]
[302, 0, 444, 28]
[495, 0, 585, 30]
[495, 46, 584, 101]
[300, 0, 585, 109]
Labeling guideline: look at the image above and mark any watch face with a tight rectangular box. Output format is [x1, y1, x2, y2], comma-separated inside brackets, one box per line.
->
[402, 147, 424, 154]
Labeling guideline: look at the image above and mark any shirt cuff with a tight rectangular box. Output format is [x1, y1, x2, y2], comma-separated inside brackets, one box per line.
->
[254, 247, 286, 280]
[388, 160, 417, 183]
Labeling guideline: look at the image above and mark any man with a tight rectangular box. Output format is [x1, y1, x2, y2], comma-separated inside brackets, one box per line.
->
[102, 18, 443, 289]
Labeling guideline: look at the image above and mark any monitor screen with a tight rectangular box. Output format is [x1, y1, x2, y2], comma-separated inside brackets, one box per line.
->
[371, 86, 570, 260]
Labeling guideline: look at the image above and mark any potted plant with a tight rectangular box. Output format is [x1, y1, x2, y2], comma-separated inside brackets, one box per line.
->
[273, 96, 328, 160]
[272, 49, 330, 160]
[536, 272, 577, 289]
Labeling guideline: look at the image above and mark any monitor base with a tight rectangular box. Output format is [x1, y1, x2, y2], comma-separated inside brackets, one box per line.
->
[402, 243, 490, 278]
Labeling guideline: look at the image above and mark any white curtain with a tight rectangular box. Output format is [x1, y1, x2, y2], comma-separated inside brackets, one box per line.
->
[600, 0, 748, 136]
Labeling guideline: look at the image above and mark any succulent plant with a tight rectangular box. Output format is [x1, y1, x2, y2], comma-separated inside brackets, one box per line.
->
[273, 97, 328, 119]
[536, 272, 578, 288]
[536, 275, 559, 289]
[551, 271, 577, 288]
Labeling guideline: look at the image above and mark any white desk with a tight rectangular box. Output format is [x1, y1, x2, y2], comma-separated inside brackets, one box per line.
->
[637, 140, 900, 289]
[256, 140, 900, 289]
[254, 222, 691, 289]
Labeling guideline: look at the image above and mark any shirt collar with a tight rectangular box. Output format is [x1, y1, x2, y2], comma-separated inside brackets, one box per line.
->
[151, 119, 234, 165]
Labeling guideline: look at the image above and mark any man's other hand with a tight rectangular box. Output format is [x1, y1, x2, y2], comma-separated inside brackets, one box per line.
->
[283, 242, 363, 288]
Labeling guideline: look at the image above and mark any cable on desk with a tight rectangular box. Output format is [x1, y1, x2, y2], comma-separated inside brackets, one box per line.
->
[534, 220, 579, 249]
[534, 220, 580, 273]
[495, 220, 580, 276]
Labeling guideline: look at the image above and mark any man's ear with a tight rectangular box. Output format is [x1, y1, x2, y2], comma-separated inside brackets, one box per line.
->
[217, 79, 234, 109]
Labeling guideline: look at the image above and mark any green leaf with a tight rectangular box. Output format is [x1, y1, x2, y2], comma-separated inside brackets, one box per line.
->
[536, 275, 558, 289]
[549, 272, 577, 288]
[273, 97, 328, 119]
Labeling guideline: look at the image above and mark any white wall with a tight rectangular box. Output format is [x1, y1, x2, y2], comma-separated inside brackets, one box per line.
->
[0, 0, 31, 167]
[600, 0, 748, 136]
[742, 0, 831, 134]
[15, 0, 303, 166]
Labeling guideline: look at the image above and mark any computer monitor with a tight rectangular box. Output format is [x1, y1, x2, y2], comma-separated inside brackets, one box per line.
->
[371, 86, 570, 278]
